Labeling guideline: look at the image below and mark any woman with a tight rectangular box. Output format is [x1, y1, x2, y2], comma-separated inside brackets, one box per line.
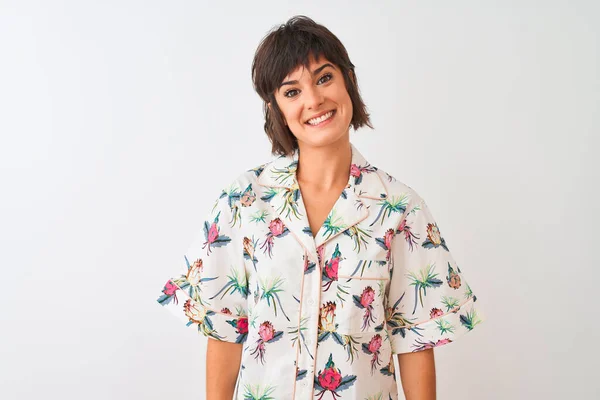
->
[157, 15, 483, 400]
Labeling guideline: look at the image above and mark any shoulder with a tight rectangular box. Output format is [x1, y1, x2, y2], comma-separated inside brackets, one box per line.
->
[373, 165, 426, 207]
[209, 159, 273, 209]
[221, 160, 271, 193]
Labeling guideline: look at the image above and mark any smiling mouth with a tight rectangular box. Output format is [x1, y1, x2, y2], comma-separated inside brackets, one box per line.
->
[305, 110, 336, 126]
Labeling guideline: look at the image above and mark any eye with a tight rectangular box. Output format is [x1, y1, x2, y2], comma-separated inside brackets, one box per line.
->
[284, 89, 299, 98]
[283, 73, 333, 98]
[318, 73, 332, 85]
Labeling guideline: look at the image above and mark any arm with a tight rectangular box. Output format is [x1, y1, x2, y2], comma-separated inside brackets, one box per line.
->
[397, 348, 436, 400]
[206, 338, 243, 400]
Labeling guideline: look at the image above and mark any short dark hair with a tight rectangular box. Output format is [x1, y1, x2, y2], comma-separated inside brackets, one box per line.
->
[251, 15, 374, 156]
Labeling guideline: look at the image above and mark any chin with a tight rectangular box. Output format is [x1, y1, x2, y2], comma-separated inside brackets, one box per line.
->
[298, 131, 349, 149]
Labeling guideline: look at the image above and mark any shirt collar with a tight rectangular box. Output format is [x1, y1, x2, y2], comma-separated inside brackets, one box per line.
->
[257, 142, 388, 201]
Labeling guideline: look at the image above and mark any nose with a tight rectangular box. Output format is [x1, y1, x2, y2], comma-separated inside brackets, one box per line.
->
[304, 85, 324, 110]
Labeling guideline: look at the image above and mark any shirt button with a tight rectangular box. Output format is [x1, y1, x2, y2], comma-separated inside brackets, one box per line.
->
[308, 298, 315, 306]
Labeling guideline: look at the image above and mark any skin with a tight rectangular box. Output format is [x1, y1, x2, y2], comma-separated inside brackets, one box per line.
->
[398, 348, 437, 400]
[209, 53, 436, 399]
[272, 53, 437, 399]
[206, 338, 242, 399]
[269, 53, 354, 237]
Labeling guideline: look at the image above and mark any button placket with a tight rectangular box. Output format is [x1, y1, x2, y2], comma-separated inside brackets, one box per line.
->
[295, 254, 322, 399]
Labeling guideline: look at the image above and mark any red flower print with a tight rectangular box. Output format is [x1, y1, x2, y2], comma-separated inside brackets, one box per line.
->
[259, 321, 275, 341]
[208, 222, 219, 243]
[349, 162, 376, 185]
[397, 218, 419, 252]
[360, 286, 375, 308]
[363, 334, 383, 374]
[353, 286, 377, 330]
[236, 317, 249, 334]
[430, 308, 444, 318]
[161, 280, 180, 305]
[163, 280, 179, 296]
[202, 212, 231, 254]
[318, 366, 342, 391]
[384, 229, 394, 250]
[375, 229, 396, 261]
[269, 218, 285, 236]
[221, 307, 232, 315]
[260, 218, 288, 258]
[324, 257, 339, 280]
[225, 315, 249, 343]
[322, 244, 343, 292]
[250, 321, 282, 364]
[398, 218, 406, 233]
[315, 354, 356, 400]
[367, 334, 382, 353]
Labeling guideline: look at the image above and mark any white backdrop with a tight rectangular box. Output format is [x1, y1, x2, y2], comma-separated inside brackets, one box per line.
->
[1, 1, 599, 399]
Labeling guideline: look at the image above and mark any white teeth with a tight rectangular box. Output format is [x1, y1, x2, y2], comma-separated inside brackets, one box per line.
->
[307, 111, 334, 125]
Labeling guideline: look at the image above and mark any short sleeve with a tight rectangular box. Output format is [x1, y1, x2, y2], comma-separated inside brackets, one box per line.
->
[156, 192, 249, 344]
[385, 196, 483, 354]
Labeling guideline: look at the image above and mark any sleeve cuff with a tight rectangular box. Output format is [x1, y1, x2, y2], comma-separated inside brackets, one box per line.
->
[157, 279, 249, 344]
[387, 296, 483, 354]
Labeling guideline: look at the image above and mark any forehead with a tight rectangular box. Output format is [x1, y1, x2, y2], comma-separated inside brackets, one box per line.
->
[283, 54, 334, 81]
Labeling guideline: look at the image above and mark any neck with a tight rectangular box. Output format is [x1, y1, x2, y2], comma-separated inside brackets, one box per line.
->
[296, 137, 352, 191]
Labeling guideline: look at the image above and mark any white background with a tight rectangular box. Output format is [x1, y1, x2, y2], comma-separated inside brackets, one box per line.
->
[1, 1, 599, 399]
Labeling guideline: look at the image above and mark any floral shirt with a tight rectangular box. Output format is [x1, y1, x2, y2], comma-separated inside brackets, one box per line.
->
[157, 143, 483, 400]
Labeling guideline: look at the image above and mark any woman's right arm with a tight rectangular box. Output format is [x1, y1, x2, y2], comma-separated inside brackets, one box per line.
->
[206, 338, 243, 400]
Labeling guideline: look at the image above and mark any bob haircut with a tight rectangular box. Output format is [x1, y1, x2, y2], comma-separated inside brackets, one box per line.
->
[251, 15, 374, 156]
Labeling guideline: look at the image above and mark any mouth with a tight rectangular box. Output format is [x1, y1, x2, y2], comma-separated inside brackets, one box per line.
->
[305, 110, 336, 127]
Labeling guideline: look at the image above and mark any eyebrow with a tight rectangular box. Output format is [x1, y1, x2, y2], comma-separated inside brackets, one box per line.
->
[279, 63, 335, 90]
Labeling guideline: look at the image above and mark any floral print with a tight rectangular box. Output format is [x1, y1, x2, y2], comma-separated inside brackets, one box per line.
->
[157, 143, 483, 399]
[315, 354, 356, 400]
[250, 321, 284, 364]
[354, 286, 376, 331]
[363, 334, 384, 375]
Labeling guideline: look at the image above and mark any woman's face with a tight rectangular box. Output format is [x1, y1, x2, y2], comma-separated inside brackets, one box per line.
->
[270, 54, 353, 149]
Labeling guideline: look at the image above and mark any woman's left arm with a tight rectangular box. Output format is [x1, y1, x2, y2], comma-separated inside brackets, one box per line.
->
[397, 348, 436, 400]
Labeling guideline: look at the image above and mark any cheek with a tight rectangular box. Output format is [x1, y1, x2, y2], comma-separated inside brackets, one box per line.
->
[280, 104, 303, 125]
[333, 86, 352, 111]
[339, 92, 353, 120]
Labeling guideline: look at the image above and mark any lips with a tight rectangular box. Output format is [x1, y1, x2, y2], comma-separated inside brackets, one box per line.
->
[305, 110, 336, 126]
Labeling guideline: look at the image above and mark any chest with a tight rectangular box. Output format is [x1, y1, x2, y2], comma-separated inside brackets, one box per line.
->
[300, 184, 348, 238]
